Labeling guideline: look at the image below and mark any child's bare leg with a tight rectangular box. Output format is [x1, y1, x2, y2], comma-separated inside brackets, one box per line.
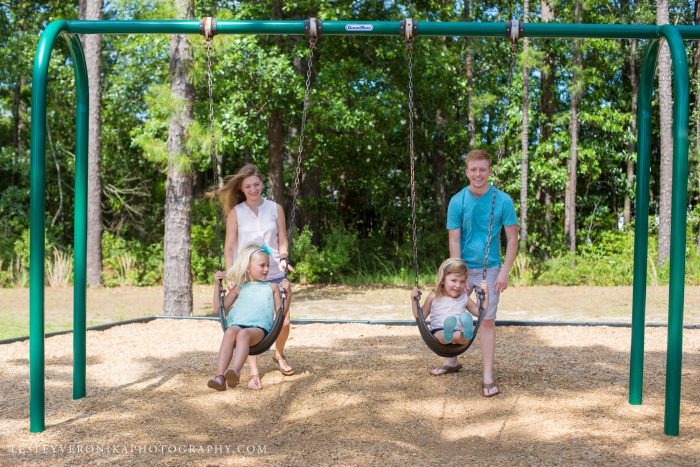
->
[434, 330, 467, 345]
[230, 328, 265, 374]
[451, 332, 468, 345]
[216, 327, 239, 375]
[433, 330, 446, 344]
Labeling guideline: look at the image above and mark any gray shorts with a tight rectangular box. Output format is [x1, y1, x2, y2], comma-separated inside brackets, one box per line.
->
[466, 267, 500, 321]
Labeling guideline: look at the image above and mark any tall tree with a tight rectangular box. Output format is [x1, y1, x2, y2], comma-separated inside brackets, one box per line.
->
[695, 0, 700, 248]
[268, 108, 284, 203]
[657, 0, 673, 265]
[539, 0, 556, 254]
[624, 38, 638, 225]
[267, 0, 285, 204]
[564, 0, 582, 252]
[79, 0, 104, 287]
[463, 0, 476, 146]
[520, 0, 530, 250]
[163, 0, 194, 316]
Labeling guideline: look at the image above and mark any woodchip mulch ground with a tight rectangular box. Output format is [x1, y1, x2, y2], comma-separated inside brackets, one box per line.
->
[1, 320, 698, 465]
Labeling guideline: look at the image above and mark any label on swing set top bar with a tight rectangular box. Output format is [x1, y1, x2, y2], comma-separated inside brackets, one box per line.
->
[345, 24, 374, 32]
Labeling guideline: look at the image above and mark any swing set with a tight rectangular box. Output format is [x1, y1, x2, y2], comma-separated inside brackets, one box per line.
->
[28, 18, 696, 437]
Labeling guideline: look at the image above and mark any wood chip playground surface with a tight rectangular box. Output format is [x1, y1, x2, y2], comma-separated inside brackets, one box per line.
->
[1, 319, 699, 465]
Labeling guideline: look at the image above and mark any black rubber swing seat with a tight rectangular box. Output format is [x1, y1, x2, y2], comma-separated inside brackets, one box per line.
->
[414, 297, 483, 358]
[218, 289, 287, 356]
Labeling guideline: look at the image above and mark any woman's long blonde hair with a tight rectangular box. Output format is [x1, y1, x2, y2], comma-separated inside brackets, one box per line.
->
[434, 258, 468, 297]
[226, 243, 269, 285]
[206, 164, 264, 215]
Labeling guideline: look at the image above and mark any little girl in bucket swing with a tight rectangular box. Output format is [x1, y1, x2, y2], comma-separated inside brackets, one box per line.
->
[208, 243, 282, 391]
[411, 258, 488, 376]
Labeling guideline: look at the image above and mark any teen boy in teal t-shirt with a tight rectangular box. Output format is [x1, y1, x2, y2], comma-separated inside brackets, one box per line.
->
[445, 149, 518, 397]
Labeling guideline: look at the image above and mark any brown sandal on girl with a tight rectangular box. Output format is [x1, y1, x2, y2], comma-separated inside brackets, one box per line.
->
[224, 368, 240, 388]
[207, 375, 226, 391]
[272, 354, 295, 376]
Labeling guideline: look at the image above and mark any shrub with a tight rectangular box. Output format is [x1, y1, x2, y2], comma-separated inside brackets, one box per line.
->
[290, 226, 320, 284]
[46, 247, 73, 287]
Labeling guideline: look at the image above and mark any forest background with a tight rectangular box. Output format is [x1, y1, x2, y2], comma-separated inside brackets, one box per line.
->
[2, 0, 700, 304]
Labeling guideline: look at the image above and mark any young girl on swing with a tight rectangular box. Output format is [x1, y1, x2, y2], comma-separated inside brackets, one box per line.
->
[207, 243, 281, 391]
[411, 258, 488, 376]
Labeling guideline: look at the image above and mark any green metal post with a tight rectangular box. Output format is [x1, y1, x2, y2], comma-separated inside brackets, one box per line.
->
[66, 34, 89, 401]
[629, 40, 659, 405]
[30, 20, 69, 433]
[660, 25, 689, 437]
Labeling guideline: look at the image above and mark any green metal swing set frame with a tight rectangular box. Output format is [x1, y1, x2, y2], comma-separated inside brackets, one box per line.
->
[28, 18, 697, 435]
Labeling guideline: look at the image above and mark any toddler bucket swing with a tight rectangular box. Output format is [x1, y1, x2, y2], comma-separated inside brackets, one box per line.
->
[202, 17, 320, 355]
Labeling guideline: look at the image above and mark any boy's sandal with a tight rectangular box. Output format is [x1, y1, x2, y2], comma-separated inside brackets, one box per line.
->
[431, 364, 463, 376]
[482, 381, 500, 398]
[272, 354, 295, 376]
[224, 368, 240, 388]
[207, 375, 226, 391]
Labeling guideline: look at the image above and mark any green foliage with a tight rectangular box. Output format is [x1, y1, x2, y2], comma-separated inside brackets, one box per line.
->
[102, 232, 163, 286]
[290, 225, 358, 284]
[3, 0, 700, 290]
[290, 227, 321, 284]
[191, 223, 218, 284]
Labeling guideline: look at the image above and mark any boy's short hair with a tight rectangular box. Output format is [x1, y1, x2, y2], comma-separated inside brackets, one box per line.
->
[465, 149, 492, 168]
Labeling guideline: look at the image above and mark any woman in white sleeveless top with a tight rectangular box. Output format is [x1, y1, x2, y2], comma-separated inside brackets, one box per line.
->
[219, 164, 295, 389]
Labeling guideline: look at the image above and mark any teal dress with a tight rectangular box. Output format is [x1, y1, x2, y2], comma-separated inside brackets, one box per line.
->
[226, 281, 275, 333]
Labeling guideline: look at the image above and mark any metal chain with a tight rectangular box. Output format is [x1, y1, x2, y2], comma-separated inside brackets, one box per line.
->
[481, 39, 519, 280]
[205, 38, 222, 189]
[287, 37, 317, 251]
[203, 35, 228, 322]
[204, 37, 225, 274]
[406, 41, 420, 289]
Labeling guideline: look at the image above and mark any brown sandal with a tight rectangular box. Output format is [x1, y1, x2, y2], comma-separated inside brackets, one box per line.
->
[272, 353, 295, 376]
[482, 381, 500, 398]
[431, 364, 463, 376]
[207, 375, 226, 391]
[224, 368, 240, 388]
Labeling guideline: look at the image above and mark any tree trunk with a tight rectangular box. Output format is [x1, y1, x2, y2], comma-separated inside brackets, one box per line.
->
[301, 166, 320, 244]
[267, 109, 285, 204]
[80, 0, 104, 287]
[12, 80, 23, 155]
[696, 0, 700, 248]
[163, 0, 194, 316]
[463, 1, 476, 146]
[624, 39, 638, 225]
[267, 0, 285, 206]
[519, 0, 530, 251]
[657, 0, 673, 265]
[434, 109, 447, 218]
[565, 0, 582, 252]
[540, 0, 555, 252]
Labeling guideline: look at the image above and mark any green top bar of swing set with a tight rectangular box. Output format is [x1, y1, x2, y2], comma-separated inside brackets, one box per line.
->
[62, 20, 700, 39]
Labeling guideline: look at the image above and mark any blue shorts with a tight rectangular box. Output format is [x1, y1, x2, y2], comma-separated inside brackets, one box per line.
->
[232, 324, 269, 339]
[264, 275, 286, 285]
